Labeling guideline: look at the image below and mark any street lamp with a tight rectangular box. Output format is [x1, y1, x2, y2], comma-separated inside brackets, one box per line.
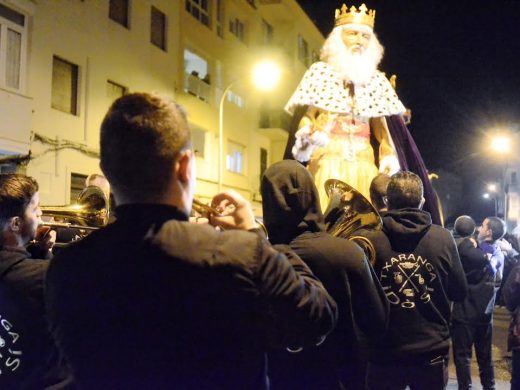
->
[217, 60, 281, 192]
[490, 134, 512, 221]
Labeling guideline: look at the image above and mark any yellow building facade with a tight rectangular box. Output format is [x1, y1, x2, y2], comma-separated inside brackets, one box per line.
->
[0, 0, 323, 214]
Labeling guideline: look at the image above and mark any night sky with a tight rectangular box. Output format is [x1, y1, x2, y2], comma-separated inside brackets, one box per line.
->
[295, 0, 520, 222]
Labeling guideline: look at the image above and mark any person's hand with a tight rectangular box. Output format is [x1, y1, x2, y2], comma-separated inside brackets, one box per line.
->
[34, 225, 56, 252]
[498, 238, 513, 255]
[209, 190, 257, 231]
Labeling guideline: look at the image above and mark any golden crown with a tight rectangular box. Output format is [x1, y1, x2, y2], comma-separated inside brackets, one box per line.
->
[334, 3, 375, 29]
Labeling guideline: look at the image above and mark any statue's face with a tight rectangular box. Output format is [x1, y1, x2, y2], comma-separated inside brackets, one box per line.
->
[341, 27, 371, 54]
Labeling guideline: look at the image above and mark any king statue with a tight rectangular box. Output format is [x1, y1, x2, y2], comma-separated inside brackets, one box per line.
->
[284, 3, 441, 225]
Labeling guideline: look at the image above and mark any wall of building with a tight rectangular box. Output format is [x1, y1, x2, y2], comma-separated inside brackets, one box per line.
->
[0, 0, 324, 214]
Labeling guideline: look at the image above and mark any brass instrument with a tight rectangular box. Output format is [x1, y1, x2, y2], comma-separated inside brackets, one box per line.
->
[323, 179, 382, 264]
[41, 186, 109, 245]
[191, 197, 268, 238]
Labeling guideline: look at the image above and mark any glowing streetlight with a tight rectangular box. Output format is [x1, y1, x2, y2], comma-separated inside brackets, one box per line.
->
[490, 136, 511, 153]
[483, 193, 490, 199]
[218, 61, 282, 192]
[251, 61, 281, 91]
[487, 183, 497, 192]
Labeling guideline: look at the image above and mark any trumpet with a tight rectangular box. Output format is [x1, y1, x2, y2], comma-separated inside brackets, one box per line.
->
[191, 197, 268, 238]
[191, 198, 222, 218]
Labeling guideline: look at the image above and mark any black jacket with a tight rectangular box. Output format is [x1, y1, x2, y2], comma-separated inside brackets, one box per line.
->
[359, 208, 467, 362]
[261, 160, 388, 389]
[45, 204, 336, 390]
[0, 246, 73, 390]
[452, 236, 496, 325]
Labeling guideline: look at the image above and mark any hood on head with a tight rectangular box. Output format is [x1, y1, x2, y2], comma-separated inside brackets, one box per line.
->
[261, 160, 325, 244]
[383, 208, 432, 252]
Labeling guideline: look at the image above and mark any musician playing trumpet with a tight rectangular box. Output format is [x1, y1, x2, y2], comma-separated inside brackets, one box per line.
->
[0, 173, 72, 388]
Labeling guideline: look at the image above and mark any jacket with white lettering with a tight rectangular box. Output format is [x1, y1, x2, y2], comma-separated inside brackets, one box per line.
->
[0, 247, 74, 389]
[358, 208, 467, 362]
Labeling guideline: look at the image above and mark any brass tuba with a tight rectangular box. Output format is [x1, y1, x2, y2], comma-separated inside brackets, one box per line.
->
[323, 179, 382, 264]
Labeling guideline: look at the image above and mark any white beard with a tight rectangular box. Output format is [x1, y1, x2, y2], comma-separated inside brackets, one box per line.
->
[321, 26, 384, 86]
[336, 48, 378, 85]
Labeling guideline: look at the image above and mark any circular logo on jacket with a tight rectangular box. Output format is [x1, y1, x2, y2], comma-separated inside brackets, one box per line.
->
[380, 253, 437, 309]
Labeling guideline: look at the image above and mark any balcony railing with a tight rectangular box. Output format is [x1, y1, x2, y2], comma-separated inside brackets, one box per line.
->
[184, 73, 211, 103]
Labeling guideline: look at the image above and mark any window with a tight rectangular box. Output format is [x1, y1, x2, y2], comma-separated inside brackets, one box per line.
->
[151, 6, 166, 51]
[297, 35, 309, 66]
[52, 56, 79, 115]
[226, 141, 245, 174]
[0, 3, 27, 91]
[191, 126, 206, 158]
[70, 173, 87, 203]
[185, 0, 210, 27]
[260, 148, 268, 183]
[227, 90, 244, 108]
[216, 0, 224, 38]
[261, 19, 273, 44]
[107, 80, 127, 101]
[109, 0, 129, 28]
[229, 18, 245, 42]
[311, 50, 320, 64]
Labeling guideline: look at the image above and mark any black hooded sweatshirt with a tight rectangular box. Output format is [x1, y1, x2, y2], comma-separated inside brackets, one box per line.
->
[359, 208, 467, 363]
[261, 160, 388, 389]
[0, 246, 74, 389]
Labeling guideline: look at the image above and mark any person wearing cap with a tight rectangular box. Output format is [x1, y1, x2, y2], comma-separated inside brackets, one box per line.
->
[451, 215, 505, 390]
[283, 3, 440, 224]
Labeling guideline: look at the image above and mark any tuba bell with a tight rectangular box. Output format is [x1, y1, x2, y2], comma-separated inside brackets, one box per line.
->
[323, 179, 382, 264]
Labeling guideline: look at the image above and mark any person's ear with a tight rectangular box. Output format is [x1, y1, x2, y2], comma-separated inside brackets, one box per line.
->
[9, 216, 21, 232]
[418, 197, 425, 210]
[176, 149, 194, 185]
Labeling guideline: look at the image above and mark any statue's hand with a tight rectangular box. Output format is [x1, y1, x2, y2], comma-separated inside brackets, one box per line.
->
[292, 126, 329, 162]
[379, 155, 400, 175]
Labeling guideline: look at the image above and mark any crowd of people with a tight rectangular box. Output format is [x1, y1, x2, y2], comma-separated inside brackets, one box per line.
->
[2, 3, 520, 389]
[1, 91, 520, 390]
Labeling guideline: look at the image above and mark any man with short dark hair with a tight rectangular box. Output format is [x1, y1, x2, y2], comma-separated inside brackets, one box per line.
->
[358, 171, 467, 390]
[0, 173, 73, 389]
[45, 93, 337, 389]
[452, 216, 505, 390]
[370, 173, 391, 212]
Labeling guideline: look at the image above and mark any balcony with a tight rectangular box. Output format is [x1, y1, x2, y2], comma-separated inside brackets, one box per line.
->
[184, 73, 211, 103]
[0, 88, 32, 154]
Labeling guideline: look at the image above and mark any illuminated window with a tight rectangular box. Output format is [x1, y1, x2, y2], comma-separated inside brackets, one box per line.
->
[109, 0, 129, 28]
[227, 90, 245, 108]
[151, 6, 166, 51]
[185, 0, 210, 27]
[226, 141, 245, 174]
[0, 3, 27, 91]
[52, 56, 79, 115]
[184, 48, 210, 102]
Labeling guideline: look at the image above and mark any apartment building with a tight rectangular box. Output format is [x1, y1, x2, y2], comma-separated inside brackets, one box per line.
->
[0, 0, 323, 213]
